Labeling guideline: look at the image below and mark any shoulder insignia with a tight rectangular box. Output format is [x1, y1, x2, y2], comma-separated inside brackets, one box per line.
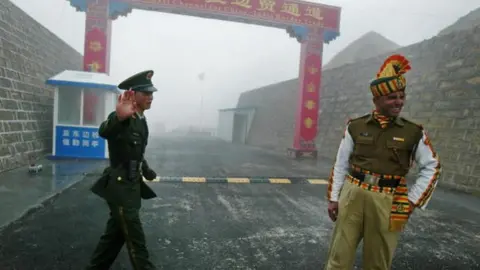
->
[343, 113, 370, 138]
[349, 113, 371, 123]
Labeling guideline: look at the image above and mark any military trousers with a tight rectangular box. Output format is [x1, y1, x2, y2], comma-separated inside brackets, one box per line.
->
[86, 202, 156, 270]
[324, 180, 400, 270]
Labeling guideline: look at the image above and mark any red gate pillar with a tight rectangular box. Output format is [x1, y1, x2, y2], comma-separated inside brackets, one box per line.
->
[83, 0, 112, 123]
[83, 0, 111, 74]
[288, 27, 324, 159]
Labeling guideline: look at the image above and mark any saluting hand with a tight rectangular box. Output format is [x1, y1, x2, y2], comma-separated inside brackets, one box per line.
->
[116, 89, 137, 121]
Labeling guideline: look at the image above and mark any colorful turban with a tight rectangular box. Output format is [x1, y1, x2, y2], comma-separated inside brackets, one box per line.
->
[370, 54, 411, 97]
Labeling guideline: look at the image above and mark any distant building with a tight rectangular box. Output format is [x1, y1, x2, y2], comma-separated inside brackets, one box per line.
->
[216, 107, 255, 144]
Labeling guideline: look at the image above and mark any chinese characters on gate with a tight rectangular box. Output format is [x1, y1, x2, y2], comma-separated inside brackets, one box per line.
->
[144, 0, 330, 27]
[61, 128, 100, 148]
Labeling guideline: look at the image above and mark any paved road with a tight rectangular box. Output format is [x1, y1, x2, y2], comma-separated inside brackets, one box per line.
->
[0, 136, 479, 270]
[145, 136, 332, 178]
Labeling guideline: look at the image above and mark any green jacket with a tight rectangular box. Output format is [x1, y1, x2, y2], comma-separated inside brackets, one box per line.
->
[348, 114, 423, 176]
[90, 111, 157, 208]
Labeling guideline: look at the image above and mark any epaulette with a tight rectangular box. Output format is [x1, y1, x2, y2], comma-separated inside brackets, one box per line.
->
[400, 117, 424, 130]
[347, 113, 371, 124]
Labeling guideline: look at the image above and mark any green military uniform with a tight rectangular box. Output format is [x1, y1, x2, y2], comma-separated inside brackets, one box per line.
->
[347, 114, 423, 176]
[86, 70, 158, 270]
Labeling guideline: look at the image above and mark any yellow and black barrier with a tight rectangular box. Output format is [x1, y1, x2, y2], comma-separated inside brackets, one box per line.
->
[144, 176, 328, 185]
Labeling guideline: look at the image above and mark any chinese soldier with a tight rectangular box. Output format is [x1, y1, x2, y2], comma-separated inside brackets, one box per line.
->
[86, 70, 159, 270]
[324, 54, 441, 270]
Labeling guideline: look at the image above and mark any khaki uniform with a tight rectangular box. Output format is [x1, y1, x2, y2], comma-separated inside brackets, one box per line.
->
[325, 55, 441, 270]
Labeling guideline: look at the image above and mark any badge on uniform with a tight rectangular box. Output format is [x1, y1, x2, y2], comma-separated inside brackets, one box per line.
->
[393, 137, 405, 142]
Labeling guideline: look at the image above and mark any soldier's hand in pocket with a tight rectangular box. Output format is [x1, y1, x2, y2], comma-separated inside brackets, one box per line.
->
[328, 201, 339, 222]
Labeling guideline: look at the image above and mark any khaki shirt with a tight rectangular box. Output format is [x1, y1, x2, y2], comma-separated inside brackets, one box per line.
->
[327, 113, 441, 210]
[348, 114, 423, 176]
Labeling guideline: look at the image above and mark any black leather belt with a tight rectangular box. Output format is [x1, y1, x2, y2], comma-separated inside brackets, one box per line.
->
[110, 160, 143, 169]
[350, 170, 400, 188]
[110, 160, 143, 182]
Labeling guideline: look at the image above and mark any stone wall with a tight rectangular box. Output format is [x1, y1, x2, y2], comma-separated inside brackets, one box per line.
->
[238, 25, 480, 193]
[0, 0, 82, 172]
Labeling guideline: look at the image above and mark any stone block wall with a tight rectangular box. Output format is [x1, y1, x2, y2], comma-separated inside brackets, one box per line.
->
[239, 25, 480, 193]
[0, 0, 82, 172]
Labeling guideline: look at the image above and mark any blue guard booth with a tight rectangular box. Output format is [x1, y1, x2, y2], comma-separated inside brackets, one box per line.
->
[45, 70, 122, 160]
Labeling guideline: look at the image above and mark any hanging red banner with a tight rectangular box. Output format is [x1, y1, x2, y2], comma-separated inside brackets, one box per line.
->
[299, 53, 321, 141]
[83, 27, 108, 73]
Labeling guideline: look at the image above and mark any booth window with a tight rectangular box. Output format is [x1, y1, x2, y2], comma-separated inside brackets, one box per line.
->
[57, 86, 81, 125]
[83, 88, 106, 126]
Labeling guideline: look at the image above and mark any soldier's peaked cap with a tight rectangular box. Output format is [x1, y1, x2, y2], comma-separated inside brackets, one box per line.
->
[118, 70, 157, 92]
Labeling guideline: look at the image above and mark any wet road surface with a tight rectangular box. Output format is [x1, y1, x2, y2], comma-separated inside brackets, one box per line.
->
[0, 136, 479, 270]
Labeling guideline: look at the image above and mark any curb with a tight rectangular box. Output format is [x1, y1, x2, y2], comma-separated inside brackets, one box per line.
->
[144, 176, 329, 184]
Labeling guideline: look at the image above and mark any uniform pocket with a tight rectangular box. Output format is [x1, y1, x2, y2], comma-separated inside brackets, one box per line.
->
[129, 132, 141, 146]
[386, 140, 411, 168]
[109, 167, 127, 183]
[106, 168, 137, 204]
[126, 132, 144, 158]
[339, 180, 360, 211]
[386, 140, 410, 150]
[354, 136, 375, 157]
[337, 180, 363, 223]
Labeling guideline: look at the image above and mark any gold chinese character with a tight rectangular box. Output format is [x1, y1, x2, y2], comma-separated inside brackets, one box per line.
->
[232, 0, 252, 8]
[305, 6, 323, 20]
[306, 82, 316, 92]
[281, 3, 300, 17]
[88, 61, 101, 72]
[89, 41, 103, 52]
[257, 0, 275, 12]
[206, 0, 227, 4]
[304, 117, 313, 128]
[308, 66, 318, 74]
[305, 100, 316, 110]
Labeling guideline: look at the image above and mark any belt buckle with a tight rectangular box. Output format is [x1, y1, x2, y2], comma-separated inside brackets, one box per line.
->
[364, 175, 379, 185]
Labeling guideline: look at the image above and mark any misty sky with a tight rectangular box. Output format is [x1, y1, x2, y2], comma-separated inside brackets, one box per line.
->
[9, 0, 480, 131]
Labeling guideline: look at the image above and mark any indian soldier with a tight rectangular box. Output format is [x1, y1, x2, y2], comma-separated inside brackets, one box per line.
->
[324, 54, 442, 270]
[85, 70, 159, 270]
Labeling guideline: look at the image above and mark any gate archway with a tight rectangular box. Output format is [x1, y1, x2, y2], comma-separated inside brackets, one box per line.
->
[68, 0, 341, 158]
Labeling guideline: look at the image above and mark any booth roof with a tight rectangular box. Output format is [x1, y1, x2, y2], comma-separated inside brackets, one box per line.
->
[218, 106, 256, 112]
[45, 70, 121, 92]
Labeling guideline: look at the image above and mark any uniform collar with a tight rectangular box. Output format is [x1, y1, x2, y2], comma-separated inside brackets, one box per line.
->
[135, 112, 145, 119]
[365, 113, 404, 127]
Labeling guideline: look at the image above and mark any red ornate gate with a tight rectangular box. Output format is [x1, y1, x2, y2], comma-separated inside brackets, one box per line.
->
[68, 0, 341, 158]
